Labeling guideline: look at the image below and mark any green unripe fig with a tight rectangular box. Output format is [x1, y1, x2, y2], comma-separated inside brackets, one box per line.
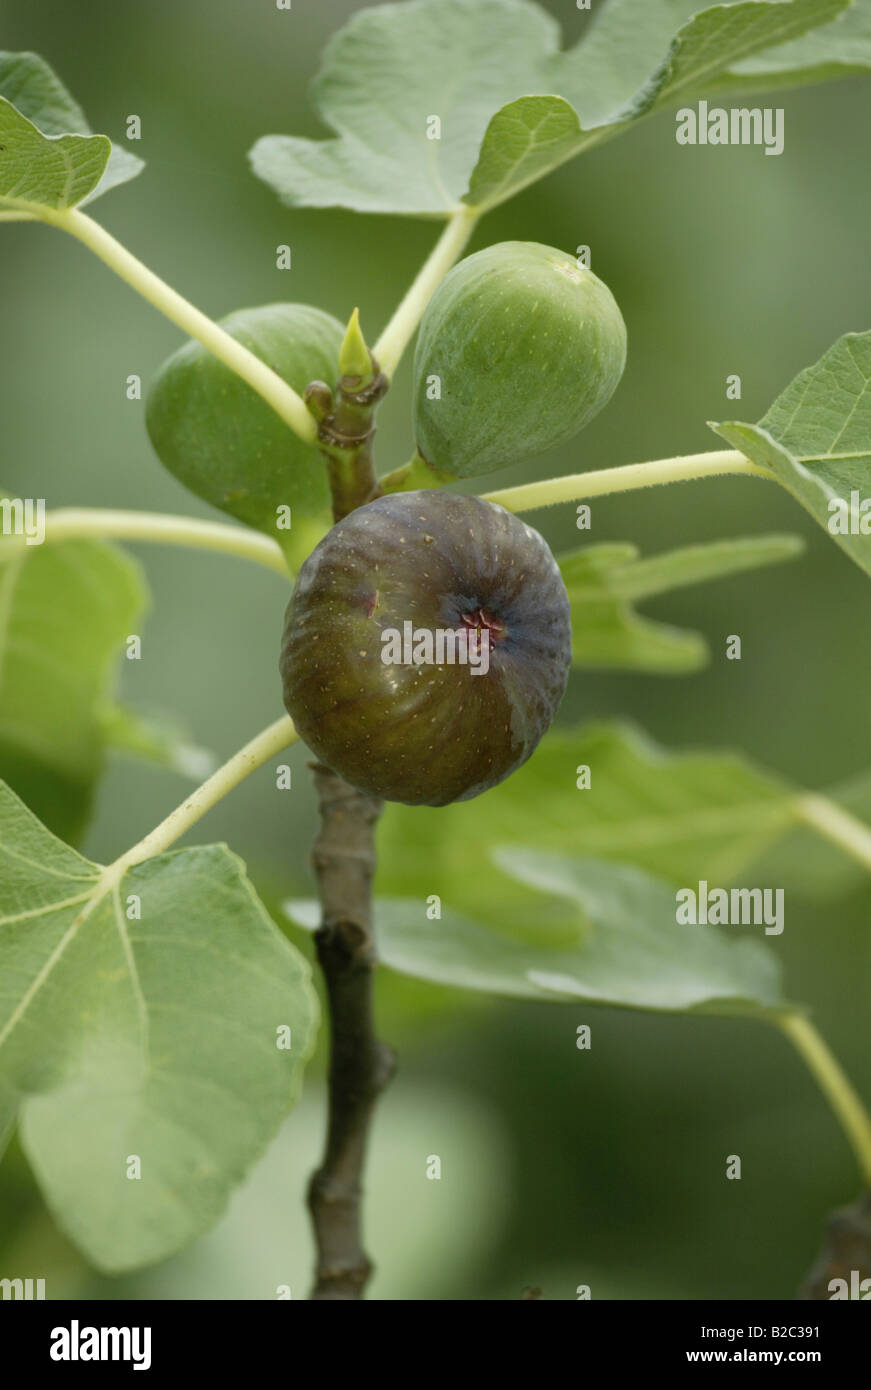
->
[146, 303, 343, 544]
[412, 241, 627, 478]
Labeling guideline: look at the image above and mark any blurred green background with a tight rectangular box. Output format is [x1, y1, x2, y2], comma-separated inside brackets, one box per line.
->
[2, 0, 871, 1299]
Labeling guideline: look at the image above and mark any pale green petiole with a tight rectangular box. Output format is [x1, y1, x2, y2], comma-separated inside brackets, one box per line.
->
[373, 205, 479, 380]
[20, 507, 292, 576]
[378, 450, 454, 494]
[797, 794, 871, 877]
[31, 202, 477, 460]
[115, 714, 298, 869]
[39, 207, 319, 446]
[776, 1012, 871, 1189]
[483, 449, 772, 513]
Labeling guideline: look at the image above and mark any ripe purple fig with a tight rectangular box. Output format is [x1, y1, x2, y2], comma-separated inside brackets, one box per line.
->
[280, 491, 571, 805]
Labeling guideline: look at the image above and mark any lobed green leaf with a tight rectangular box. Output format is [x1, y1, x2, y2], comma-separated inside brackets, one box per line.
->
[712, 331, 871, 578]
[465, 96, 590, 211]
[288, 848, 784, 1015]
[250, 0, 564, 216]
[561, 533, 804, 673]
[623, 0, 852, 117]
[719, 0, 871, 93]
[372, 721, 797, 935]
[250, 0, 860, 217]
[0, 785, 318, 1272]
[0, 537, 145, 843]
[0, 52, 143, 217]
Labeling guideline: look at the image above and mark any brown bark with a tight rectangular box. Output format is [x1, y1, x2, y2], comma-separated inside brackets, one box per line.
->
[306, 763, 395, 1299]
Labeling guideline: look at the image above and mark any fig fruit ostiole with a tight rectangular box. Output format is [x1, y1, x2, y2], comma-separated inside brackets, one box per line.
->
[412, 240, 627, 479]
[146, 302, 344, 555]
[280, 491, 572, 806]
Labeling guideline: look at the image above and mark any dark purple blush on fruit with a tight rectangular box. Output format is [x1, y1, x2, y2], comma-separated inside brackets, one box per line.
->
[280, 490, 571, 805]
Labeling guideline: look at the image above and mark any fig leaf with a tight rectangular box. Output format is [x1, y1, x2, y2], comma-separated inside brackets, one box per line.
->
[286, 849, 785, 1016]
[250, 0, 856, 217]
[0, 784, 318, 1272]
[0, 51, 142, 216]
[0, 535, 145, 843]
[561, 533, 804, 673]
[712, 330, 871, 579]
[371, 720, 797, 929]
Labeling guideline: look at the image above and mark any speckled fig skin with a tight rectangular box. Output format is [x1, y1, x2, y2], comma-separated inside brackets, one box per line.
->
[280, 491, 571, 806]
[412, 241, 627, 478]
[146, 303, 343, 538]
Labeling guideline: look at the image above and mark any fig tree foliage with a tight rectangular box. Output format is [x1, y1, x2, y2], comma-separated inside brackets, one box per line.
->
[1, 0, 870, 1284]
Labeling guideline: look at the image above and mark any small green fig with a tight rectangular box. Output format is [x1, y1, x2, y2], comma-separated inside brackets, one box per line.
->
[146, 303, 343, 544]
[412, 241, 627, 478]
[280, 490, 571, 806]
